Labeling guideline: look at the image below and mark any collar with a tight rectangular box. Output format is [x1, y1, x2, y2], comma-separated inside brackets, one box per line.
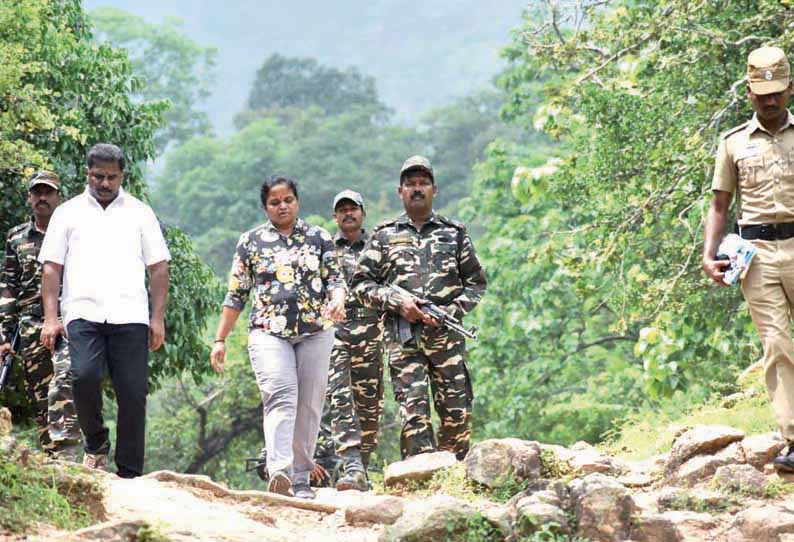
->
[396, 211, 440, 228]
[334, 229, 367, 247]
[23, 218, 45, 236]
[265, 217, 308, 236]
[748, 110, 794, 136]
[83, 186, 125, 209]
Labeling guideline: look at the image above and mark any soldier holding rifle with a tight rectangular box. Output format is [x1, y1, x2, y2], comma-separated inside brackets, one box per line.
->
[351, 156, 487, 460]
[0, 171, 80, 458]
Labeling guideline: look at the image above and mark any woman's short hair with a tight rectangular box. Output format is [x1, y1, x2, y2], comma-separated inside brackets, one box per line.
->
[260, 176, 299, 207]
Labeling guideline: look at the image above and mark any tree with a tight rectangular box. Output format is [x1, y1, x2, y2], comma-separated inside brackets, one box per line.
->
[153, 105, 424, 275]
[90, 7, 217, 152]
[465, 0, 787, 445]
[420, 88, 535, 209]
[0, 0, 218, 422]
[238, 54, 385, 125]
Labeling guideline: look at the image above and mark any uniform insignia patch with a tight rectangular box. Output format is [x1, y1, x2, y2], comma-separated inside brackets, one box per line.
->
[765, 70, 774, 81]
[388, 234, 411, 245]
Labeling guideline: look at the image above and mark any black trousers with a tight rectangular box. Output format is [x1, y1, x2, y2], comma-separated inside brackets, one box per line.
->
[67, 319, 149, 478]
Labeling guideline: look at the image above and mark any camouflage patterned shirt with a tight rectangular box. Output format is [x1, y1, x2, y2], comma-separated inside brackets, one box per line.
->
[334, 230, 379, 318]
[0, 220, 46, 342]
[350, 212, 486, 319]
[223, 218, 345, 338]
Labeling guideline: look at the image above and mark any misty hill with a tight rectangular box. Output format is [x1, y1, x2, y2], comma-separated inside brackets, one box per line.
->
[82, 0, 527, 131]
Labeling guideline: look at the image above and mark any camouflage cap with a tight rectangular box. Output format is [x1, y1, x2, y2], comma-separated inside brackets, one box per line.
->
[28, 170, 60, 192]
[748, 46, 790, 95]
[400, 155, 434, 179]
[333, 189, 364, 212]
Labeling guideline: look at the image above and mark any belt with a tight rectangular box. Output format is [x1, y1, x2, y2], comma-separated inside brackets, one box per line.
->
[741, 223, 794, 241]
[347, 307, 380, 320]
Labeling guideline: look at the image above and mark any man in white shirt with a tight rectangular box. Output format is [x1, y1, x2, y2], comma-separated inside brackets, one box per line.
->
[39, 143, 170, 478]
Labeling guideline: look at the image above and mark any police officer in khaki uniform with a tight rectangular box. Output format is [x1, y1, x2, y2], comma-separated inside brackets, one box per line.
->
[352, 156, 486, 460]
[703, 46, 794, 471]
[0, 171, 80, 458]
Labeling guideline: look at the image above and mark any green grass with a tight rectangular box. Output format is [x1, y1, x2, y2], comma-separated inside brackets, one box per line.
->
[664, 490, 740, 514]
[0, 458, 100, 533]
[603, 371, 775, 461]
[375, 462, 483, 502]
[375, 462, 536, 504]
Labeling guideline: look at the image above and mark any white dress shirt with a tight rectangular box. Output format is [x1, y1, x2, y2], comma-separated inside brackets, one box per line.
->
[38, 187, 171, 327]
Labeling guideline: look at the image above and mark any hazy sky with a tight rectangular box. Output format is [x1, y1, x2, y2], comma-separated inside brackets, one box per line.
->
[83, 0, 527, 132]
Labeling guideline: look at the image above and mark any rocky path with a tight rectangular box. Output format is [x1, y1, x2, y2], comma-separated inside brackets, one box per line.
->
[8, 419, 794, 541]
[35, 470, 387, 542]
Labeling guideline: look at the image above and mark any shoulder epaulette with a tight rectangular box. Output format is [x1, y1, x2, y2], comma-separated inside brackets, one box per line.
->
[437, 215, 466, 231]
[6, 222, 29, 237]
[373, 219, 397, 231]
[721, 121, 750, 140]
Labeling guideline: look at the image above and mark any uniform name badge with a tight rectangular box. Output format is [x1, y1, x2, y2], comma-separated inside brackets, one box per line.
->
[275, 265, 295, 284]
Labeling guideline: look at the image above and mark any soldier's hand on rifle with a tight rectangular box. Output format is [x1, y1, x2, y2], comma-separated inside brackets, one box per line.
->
[210, 341, 226, 373]
[399, 297, 439, 326]
[40, 318, 64, 354]
[0, 343, 11, 356]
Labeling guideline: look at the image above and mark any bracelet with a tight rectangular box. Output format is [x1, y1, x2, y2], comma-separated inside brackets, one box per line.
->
[214, 339, 225, 343]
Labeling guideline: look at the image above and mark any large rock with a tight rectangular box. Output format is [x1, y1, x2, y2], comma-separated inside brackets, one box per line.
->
[479, 503, 512, 538]
[0, 407, 11, 436]
[380, 495, 477, 542]
[712, 464, 768, 496]
[669, 442, 744, 486]
[569, 473, 635, 542]
[345, 496, 405, 525]
[666, 425, 744, 473]
[742, 433, 785, 469]
[568, 441, 622, 475]
[465, 438, 542, 489]
[631, 511, 718, 542]
[384, 451, 457, 487]
[511, 490, 569, 538]
[733, 505, 794, 542]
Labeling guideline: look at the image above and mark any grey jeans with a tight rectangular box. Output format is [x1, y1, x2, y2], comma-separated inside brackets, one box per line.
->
[247, 328, 334, 484]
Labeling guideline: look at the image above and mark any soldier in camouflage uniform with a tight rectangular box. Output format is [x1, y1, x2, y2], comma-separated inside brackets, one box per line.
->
[0, 171, 81, 457]
[326, 190, 384, 491]
[351, 156, 486, 460]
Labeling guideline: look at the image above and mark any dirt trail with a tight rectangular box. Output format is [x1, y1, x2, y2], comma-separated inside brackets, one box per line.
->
[37, 471, 386, 542]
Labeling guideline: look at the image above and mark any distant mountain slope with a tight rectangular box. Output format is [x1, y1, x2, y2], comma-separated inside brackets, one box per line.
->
[82, 0, 526, 131]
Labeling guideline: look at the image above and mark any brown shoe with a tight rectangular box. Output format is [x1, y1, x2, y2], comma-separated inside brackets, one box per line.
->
[82, 452, 108, 471]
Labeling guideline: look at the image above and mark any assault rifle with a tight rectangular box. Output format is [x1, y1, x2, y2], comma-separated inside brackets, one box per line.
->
[391, 284, 477, 342]
[0, 326, 20, 392]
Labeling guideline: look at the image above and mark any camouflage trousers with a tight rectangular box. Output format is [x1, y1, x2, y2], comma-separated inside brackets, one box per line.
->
[17, 315, 80, 452]
[387, 321, 473, 460]
[328, 318, 384, 467]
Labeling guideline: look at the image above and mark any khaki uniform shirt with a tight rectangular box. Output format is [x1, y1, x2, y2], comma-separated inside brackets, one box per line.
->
[713, 111, 794, 225]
